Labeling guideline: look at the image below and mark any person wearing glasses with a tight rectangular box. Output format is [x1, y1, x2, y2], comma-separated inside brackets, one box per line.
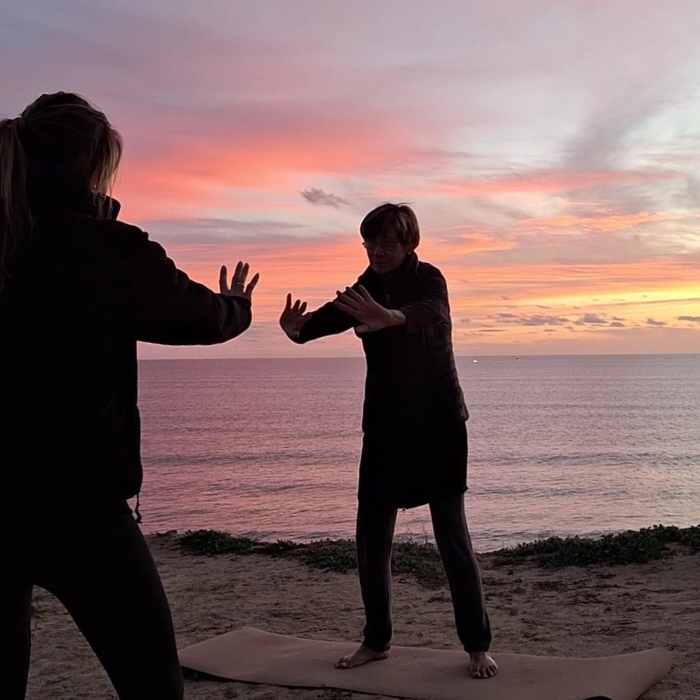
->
[279, 203, 497, 679]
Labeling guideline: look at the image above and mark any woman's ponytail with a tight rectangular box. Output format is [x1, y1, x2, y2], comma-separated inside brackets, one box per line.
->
[0, 118, 32, 293]
[0, 93, 123, 294]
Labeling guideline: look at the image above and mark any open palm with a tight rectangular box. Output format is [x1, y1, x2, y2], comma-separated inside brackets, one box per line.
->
[280, 293, 311, 339]
[219, 261, 259, 300]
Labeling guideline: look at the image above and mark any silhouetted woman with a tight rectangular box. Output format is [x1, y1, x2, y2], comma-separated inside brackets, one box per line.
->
[280, 203, 497, 679]
[0, 92, 258, 700]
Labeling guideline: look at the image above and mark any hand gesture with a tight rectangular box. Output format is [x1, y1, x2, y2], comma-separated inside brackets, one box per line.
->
[280, 293, 311, 340]
[220, 261, 260, 300]
[333, 285, 403, 333]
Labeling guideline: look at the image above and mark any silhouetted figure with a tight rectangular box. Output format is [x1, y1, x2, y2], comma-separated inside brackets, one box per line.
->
[0, 92, 259, 700]
[280, 203, 497, 679]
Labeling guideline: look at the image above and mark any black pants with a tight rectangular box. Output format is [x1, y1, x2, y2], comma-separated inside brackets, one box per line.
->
[0, 511, 184, 700]
[356, 493, 492, 653]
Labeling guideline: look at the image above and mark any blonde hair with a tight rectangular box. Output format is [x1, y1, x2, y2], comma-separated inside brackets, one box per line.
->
[0, 92, 123, 292]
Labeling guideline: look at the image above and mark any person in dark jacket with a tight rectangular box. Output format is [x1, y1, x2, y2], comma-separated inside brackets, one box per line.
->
[279, 203, 497, 679]
[0, 92, 258, 700]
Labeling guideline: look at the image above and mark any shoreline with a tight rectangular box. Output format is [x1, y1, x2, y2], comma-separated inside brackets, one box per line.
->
[175, 524, 700, 571]
[140, 519, 700, 558]
[25, 526, 698, 699]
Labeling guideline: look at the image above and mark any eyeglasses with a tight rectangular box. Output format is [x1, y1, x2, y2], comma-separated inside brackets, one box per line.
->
[362, 238, 402, 252]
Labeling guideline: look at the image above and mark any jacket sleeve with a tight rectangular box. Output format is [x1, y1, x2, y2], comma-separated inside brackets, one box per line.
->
[294, 300, 356, 344]
[399, 266, 451, 334]
[123, 230, 252, 346]
[293, 275, 368, 343]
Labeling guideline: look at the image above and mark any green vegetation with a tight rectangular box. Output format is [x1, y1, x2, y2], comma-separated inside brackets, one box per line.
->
[177, 524, 700, 586]
[493, 524, 700, 568]
[178, 530, 446, 587]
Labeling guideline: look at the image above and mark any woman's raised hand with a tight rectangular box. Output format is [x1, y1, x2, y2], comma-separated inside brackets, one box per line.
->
[279, 293, 311, 340]
[219, 262, 260, 300]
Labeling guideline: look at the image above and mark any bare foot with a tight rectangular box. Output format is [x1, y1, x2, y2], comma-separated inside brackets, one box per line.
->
[336, 644, 389, 669]
[469, 651, 498, 679]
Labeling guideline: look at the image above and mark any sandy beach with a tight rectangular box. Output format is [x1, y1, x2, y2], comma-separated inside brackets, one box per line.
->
[26, 532, 699, 700]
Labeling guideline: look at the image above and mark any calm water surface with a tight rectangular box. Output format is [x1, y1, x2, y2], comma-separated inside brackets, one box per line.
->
[136, 355, 700, 551]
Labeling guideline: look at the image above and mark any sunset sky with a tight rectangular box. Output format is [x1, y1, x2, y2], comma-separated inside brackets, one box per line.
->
[2, 0, 699, 358]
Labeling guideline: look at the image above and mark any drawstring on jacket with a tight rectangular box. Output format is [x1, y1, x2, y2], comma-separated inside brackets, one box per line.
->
[134, 493, 143, 524]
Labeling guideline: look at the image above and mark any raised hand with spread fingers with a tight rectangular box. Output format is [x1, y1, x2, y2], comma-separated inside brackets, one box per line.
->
[219, 261, 260, 301]
[279, 293, 311, 340]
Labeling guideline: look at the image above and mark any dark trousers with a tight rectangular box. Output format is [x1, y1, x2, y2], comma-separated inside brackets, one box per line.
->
[356, 493, 492, 653]
[0, 512, 184, 700]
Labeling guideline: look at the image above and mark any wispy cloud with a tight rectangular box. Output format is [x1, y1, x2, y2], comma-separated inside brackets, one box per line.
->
[300, 188, 351, 209]
[494, 313, 570, 327]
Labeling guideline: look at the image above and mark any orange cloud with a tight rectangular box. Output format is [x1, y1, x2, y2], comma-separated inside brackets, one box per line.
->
[162, 234, 367, 319]
[133, 224, 700, 358]
[423, 232, 517, 256]
[150, 222, 699, 331]
[521, 211, 690, 232]
[446, 260, 699, 294]
[375, 169, 681, 200]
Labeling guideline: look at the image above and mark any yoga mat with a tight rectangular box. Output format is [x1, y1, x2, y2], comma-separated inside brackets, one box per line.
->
[179, 627, 672, 700]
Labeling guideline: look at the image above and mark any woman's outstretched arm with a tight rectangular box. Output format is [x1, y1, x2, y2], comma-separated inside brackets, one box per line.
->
[122, 226, 257, 345]
[280, 292, 356, 343]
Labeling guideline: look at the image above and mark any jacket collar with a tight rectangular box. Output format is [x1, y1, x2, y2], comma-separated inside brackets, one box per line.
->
[29, 188, 121, 222]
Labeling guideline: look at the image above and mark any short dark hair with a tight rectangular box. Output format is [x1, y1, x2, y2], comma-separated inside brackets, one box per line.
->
[359, 202, 420, 249]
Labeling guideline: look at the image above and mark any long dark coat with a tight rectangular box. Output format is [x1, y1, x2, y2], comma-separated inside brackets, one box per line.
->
[296, 252, 469, 508]
[0, 194, 252, 524]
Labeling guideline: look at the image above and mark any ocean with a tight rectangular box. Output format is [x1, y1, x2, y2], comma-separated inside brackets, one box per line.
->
[136, 354, 700, 552]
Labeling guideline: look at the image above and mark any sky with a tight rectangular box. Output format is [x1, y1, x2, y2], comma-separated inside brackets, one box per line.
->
[2, 0, 699, 358]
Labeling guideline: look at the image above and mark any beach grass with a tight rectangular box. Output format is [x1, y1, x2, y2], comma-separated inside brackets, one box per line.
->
[493, 524, 700, 568]
[178, 531, 446, 586]
[178, 524, 700, 587]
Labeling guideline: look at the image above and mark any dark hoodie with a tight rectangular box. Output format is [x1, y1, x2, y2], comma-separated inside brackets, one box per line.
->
[0, 195, 251, 522]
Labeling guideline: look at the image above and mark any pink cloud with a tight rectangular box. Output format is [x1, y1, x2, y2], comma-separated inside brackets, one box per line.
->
[113, 102, 449, 220]
[521, 211, 691, 233]
[377, 169, 681, 200]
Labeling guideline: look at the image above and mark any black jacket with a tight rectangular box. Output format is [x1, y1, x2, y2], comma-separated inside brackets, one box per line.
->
[0, 196, 251, 519]
[296, 253, 468, 433]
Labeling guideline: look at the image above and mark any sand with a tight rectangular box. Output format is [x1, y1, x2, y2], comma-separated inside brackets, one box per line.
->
[26, 533, 699, 700]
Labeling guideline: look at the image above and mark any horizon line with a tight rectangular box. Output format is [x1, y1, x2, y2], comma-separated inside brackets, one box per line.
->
[137, 351, 700, 361]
